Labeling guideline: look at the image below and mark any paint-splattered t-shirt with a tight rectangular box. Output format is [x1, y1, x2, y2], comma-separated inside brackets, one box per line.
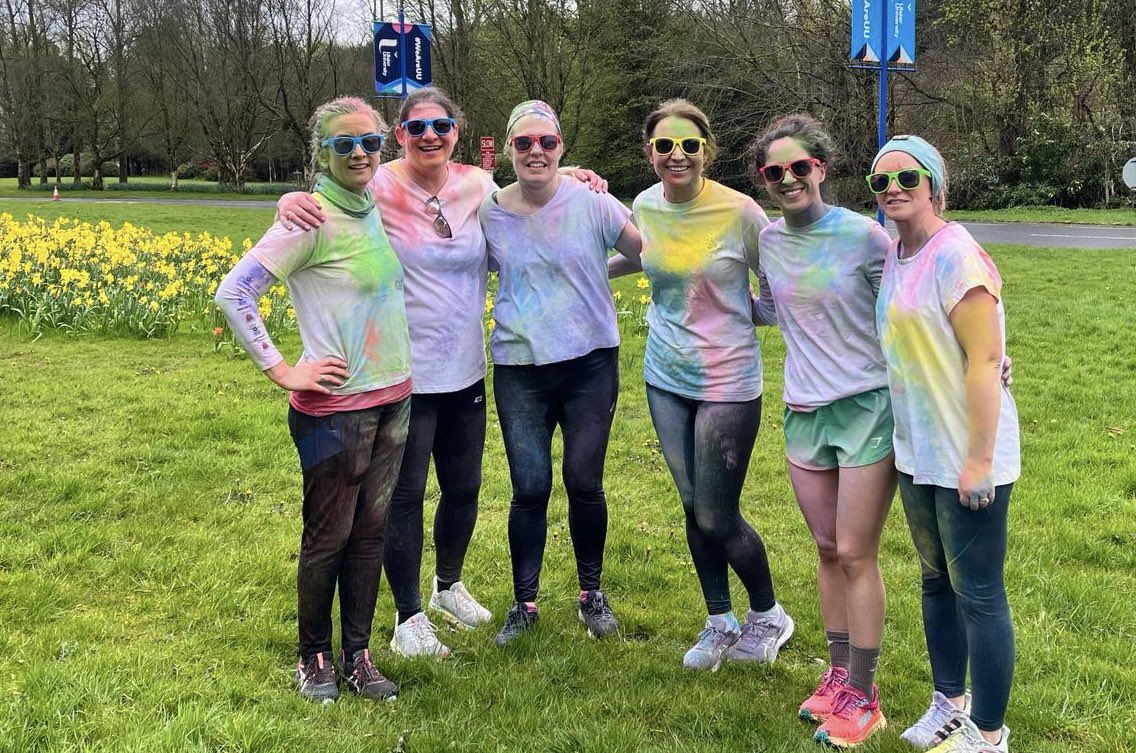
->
[757, 207, 890, 410]
[481, 177, 631, 366]
[371, 160, 496, 394]
[876, 222, 1020, 487]
[635, 180, 769, 402]
[250, 192, 411, 395]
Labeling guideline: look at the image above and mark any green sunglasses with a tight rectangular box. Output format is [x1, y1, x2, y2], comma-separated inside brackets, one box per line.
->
[866, 168, 932, 194]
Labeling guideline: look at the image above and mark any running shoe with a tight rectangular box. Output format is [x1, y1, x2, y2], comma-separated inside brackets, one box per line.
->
[814, 683, 886, 747]
[390, 612, 452, 659]
[799, 666, 850, 723]
[339, 648, 398, 700]
[725, 604, 794, 663]
[294, 651, 338, 702]
[925, 717, 1009, 753]
[902, 690, 973, 749]
[577, 590, 619, 639]
[429, 578, 492, 629]
[682, 614, 741, 671]
[495, 602, 539, 647]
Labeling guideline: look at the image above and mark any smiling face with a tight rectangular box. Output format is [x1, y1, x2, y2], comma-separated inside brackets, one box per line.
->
[647, 115, 705, 202]
[395, 102, 459, 175]
[507, 113, 563, 188]
[873, 151, 935, 224]
[324, 111, 381, 193]
[760, 136, 826, 222]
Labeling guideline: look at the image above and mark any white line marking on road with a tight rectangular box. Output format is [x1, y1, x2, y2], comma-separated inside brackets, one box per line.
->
[1028, 233, 1136, 240]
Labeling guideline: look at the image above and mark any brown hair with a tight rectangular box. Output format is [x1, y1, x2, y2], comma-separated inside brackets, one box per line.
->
[642, 98, 718, 164]
[397, 86, 466, 130]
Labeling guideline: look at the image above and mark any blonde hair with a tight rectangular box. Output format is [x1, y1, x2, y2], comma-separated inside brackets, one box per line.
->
[308, 97, 387, 176]
[642, 98, 718, 164]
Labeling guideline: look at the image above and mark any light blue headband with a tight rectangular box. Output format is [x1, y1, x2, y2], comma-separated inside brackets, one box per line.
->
[506, 100, 560, 137]
[871, 135, 945, 197]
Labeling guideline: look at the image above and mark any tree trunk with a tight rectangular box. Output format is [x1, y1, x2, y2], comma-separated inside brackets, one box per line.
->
[72, 143, 82, 187]
[118, 153, 128, 184]
[92, 163, 104, 190]
[17, 159, 30, 189]
[38, 156, 48, 184]
[170, 169, 180, 190]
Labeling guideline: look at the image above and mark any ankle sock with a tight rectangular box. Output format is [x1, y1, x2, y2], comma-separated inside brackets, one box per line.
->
[436, 579, 456, 593]
[708, 611, 740, 632]
[396, 609, 422, 625]
[848, 643, 880, 695]
[825, 629, 850, 669]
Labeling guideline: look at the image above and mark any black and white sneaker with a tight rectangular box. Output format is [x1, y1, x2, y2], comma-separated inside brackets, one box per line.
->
[295, 651, 338, 702]
[578, 590, 619, 639]
[495, 602, 539, 647]
[340, 648, 398, 701]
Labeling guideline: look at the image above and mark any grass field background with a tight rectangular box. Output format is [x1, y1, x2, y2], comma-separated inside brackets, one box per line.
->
[1, 198, 1134, 752]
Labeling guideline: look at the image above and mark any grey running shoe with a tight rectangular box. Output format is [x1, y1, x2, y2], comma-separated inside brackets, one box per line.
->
[726, 604, 794, 663]
[495, 602, 538, 647]
[340, 648, 398, 700]
[429, 579, 492, 629]
[295, 651, 338, 702]
[682, 615, 741, 671]
[577, 590, 619, 639]
[390, 612, 452, 659]
[901, 690, 972, 749]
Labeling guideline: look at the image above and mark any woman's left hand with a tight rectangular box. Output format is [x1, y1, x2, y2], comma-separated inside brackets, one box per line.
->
[958, 459, 995, 510]
[563, 167, 608, 193]
[1000, 355, 1013, 387]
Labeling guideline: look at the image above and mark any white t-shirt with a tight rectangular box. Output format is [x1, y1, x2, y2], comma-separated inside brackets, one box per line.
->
[758, 207, 890, 410]
[480, 178, 631, 366]
[371, 161, 496, 394]
[876, 222, 1020, 487]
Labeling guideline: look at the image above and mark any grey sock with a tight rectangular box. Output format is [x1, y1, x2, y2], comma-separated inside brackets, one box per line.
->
[848, 643, 880, 695]
[825, 629, 850, 669]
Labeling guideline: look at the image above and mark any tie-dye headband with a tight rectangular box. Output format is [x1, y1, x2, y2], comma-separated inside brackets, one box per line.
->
[506, 100, 561, 137]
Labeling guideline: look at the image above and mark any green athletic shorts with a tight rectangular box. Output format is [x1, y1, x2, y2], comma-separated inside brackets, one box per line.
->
[783, 387, 894, 470]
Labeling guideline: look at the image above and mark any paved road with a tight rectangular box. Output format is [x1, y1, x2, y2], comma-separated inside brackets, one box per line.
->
[5, 196, 1136, 248]
[881, 219, 1136, 249]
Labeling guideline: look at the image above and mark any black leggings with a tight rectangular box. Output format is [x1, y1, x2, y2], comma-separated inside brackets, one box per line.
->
[383, 380, 486, 617]
[645, 385, 776, 615]
[288, 400, 409, 657]
[494, 347, 619, 602]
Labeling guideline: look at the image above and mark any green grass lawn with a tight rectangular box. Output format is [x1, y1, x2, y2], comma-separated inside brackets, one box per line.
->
[945, 206, 1136, 226]
[1, 203, 1134, 751]
[0, 177, 294, 202]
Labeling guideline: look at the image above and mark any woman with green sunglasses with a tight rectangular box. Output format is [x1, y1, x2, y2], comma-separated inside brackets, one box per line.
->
[873, 135, 1019, 753]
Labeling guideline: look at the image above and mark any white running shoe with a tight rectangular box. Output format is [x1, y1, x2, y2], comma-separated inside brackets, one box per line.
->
[926, 716, 1009, 753]
[902, 690, 973, 749]
[429, 578, 492, 629]
[389, 612, 451, 659]
[725, 604, 794, 663]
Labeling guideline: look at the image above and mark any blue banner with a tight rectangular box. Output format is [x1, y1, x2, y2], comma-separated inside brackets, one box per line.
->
[851, 0, 882, 63]
[887, 1, 916, 64]
[374, 22, 433, 97]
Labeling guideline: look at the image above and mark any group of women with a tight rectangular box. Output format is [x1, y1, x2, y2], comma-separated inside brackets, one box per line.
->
[214, 87, 1020, 753]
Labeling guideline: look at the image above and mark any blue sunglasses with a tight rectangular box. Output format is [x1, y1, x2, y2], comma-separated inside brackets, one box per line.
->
[321, 133, 384, 156]
[400, 118, 456, 137]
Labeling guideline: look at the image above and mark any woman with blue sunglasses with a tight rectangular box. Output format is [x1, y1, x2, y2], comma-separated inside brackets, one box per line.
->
[216, 96, 410, 702]
[277, 88, 609, 661]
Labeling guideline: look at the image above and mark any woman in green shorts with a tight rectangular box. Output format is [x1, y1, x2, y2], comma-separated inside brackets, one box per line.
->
[750, 114, 895, 747]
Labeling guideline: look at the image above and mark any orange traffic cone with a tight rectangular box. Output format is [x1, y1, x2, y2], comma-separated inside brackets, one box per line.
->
[52, 186, 60, 201]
